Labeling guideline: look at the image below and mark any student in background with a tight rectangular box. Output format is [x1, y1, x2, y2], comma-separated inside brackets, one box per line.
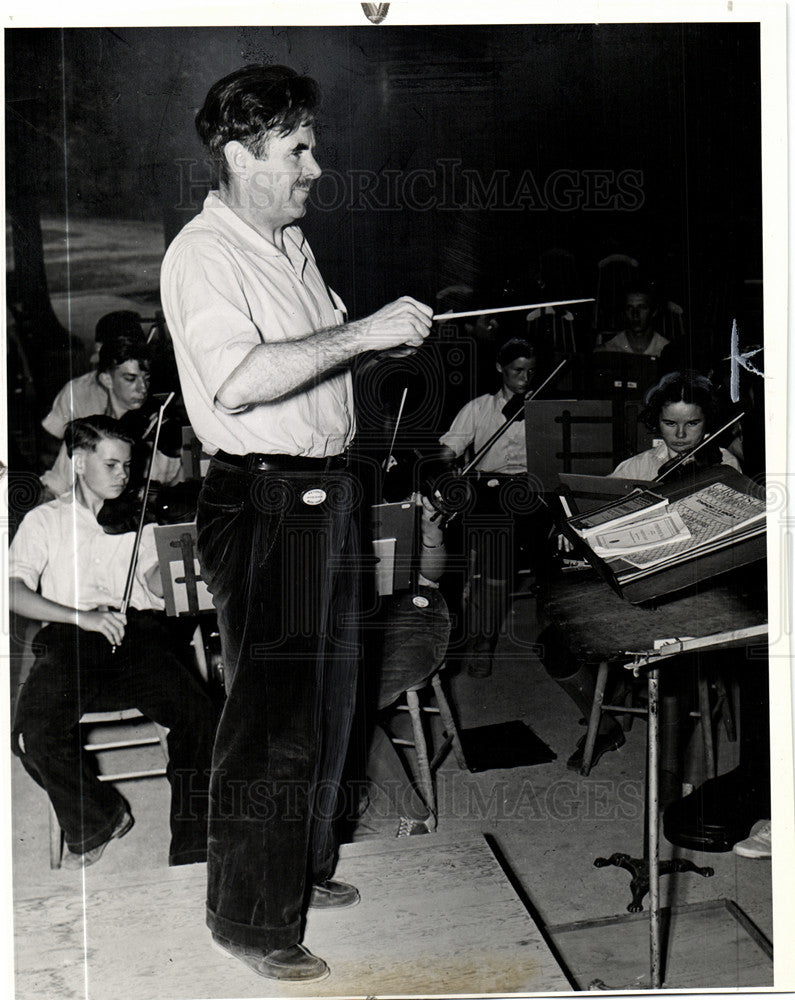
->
[41, 334, 181, 501]
[41, 311, 146, 442]
[596, 288, 669, 357]
[438, 337, 552, 678]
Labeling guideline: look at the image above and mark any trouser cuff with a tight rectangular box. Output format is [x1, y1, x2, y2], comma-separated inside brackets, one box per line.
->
[65, 802, 126, 854]
[169, 847, 208, 866]
[206, 906, 301, 952]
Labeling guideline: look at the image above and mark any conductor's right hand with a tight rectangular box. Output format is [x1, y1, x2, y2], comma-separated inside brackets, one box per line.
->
[77, 608, 127, 646]
[360, 296, 433, 354]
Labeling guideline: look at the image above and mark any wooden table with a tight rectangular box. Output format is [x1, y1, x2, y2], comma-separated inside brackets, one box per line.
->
[540, 568, 768, 988]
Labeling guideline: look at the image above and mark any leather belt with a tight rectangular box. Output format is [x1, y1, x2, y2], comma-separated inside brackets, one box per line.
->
[213, 450, 348, 473]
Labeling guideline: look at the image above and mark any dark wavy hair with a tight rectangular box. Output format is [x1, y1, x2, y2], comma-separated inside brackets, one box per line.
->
[640, 370, 720, 433]
[94, 310, 143, 346]
[497, 337, 536, 367]
[98, 334, 151, 375]
[64, 416, 135, 458]
[196, 64, 321, 184]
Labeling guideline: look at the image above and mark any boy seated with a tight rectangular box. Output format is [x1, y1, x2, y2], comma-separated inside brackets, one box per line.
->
[10, 416, 216, 869]
[40, 334, 182, 502]
[41, 311, 145, 442]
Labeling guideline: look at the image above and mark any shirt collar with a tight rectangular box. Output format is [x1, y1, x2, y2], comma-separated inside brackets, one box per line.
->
[201, 191, 307, 266]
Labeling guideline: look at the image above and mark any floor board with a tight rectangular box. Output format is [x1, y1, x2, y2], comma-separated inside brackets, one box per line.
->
[13, 833, 571, 999]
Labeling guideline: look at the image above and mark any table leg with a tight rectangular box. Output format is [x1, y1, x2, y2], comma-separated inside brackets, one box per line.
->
[648, 665, 662, 989]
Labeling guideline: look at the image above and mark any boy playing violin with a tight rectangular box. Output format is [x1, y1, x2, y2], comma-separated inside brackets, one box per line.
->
[10, 415, 215, 868]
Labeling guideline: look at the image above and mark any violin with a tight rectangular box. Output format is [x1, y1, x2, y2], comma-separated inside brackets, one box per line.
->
[654, 440, 723, 482]
[654, 412, 744, 484]
[99, 479, 202, 534]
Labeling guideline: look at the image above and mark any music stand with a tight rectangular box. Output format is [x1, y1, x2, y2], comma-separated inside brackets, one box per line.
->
[153, 522, 213, 617]
[370, 500, 417, 596]
[525, 399, 616, 489]
[180, 426, 211, 481]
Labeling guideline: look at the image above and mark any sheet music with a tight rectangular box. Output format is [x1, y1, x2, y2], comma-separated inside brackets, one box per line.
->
[590, 511, 690, 556]
[621, 483, 766, 569]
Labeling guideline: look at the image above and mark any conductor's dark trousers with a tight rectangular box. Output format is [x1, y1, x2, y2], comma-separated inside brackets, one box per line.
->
[197, 454, 360, 953]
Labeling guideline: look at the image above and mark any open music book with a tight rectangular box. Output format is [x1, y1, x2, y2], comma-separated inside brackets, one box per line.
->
[559, 468, 767, 603]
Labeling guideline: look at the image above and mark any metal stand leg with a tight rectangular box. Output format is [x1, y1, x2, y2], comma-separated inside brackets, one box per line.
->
[648, 666, 662, 989]
[593, 665, 714, 964]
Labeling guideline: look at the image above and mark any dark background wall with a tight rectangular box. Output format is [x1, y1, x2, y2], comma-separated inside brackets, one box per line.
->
[6, 22, 761, 337]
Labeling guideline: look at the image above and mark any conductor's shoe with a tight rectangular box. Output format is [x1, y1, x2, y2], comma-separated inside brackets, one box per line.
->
[566, 730, 625, 772]
[309, 878, 360, 908]
[61, 810, 134, 869]
[211, 936, 330, 982]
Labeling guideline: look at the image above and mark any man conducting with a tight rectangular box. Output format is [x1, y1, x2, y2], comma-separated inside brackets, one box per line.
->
[161, 64, 432, 983]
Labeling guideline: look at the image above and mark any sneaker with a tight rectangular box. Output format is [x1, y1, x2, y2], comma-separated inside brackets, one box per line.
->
[62, 810, 134, 869]
[733, 820, 771, 859]
[396, 815, 435, 837]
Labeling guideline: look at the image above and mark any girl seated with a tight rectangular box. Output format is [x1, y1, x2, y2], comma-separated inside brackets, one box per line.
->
[612, 370, 741, 481]
[544, 370, 742, 777]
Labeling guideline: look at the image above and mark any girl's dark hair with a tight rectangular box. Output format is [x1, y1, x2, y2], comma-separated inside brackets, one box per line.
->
[196, 64, 321, 183]
[98, 334, 151, 375]
[64, 416, 135, 458]
[640, 370, 719, 432]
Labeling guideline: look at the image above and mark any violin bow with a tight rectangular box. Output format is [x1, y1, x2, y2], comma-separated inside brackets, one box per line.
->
[384, 386, 408, 472]
[654, 411, 744, 483]
[113, 391, 175, 652]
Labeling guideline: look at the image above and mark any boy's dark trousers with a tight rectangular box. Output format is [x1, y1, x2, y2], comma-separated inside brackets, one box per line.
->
[12, 609, 216, 865]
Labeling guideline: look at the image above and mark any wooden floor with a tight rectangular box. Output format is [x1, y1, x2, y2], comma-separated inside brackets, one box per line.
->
[12, 833, 571, 999]
[548, 900, 773, 991]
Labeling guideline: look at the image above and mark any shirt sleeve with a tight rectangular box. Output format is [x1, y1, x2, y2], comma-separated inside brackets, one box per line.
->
[163, 239, 266, 412]
[41, 384, 72, 438]
[439, 399, 479, 456]
[40, 443, 73, 497]
[719, 448, 742, 472]
[8, 509, 50, 591]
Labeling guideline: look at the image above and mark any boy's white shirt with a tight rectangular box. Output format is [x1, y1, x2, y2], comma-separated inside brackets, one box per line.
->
[8, 491, 164, 618]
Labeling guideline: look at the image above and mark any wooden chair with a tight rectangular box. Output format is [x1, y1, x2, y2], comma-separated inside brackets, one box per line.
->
[49, 709, 169, 869]
[526, 306, 577, 353]
[390, 664, 467, 822]
[660, 300, 686, 343]
[537, 247, 581, 302]
[579, 660, 737, 778]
